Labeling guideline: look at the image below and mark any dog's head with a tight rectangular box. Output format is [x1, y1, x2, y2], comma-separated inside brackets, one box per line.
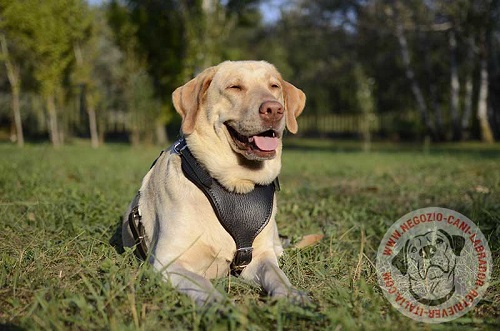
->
[392, 229, 465, 281]
[172, 61, 306, 162]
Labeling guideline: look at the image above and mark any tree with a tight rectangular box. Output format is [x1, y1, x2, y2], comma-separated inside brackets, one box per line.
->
[474, 0, 495, 143]
[107, 1, 165, 145]
[380, 1, 437, 139]
[355, 65, 375, 152]
[0, 33, 23, 146]
[71, 7, 101, 148]
[89, 14, 126, 145]
[262, 0, 362, 117]
[461, 36, 475, 139]
[107, 0, 260, 143]
[33, 1, 73, 146]
[360, 0, 499, 142]
[1, 0, 90, 147]
[179, 0, 236, 79]
[0, 0, 31, 147]
[433, 0, 496, 141]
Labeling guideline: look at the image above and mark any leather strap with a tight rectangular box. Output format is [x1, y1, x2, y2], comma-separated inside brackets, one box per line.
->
[173, 137, 278, 273]
[128, 192, 148, 260]
[128, 138, 279, 274]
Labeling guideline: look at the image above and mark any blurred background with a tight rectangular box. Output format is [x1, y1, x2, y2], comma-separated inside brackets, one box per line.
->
[0, 0, 499, 148]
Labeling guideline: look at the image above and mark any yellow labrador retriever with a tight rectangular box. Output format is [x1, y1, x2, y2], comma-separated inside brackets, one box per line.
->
[122, 60, 306, 305]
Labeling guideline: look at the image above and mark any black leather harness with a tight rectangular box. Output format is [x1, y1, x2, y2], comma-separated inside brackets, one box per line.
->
[128, 137, 279, 274]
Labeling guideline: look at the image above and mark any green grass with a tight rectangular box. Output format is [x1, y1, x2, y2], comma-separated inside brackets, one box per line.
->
[1, 139, 499, 330]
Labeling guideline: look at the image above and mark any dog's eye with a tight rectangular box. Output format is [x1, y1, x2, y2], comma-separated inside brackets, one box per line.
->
[270, 83, 280, 89]
[411, 247, 417, 253]
[436, 238, 444, 245]
[228, 85, 243, 91]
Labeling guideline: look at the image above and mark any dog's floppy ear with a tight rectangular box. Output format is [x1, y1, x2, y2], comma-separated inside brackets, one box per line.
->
[450, 235, 465, 256]
[172, 66, 217, 135]
[392, 240, 409, 276]
[438, 229, 465, 256]
[282, 81, 306, 134]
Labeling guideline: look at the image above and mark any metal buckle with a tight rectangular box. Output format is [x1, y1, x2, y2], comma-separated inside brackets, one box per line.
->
[131, 207, 143, 239]
[173, 138, 187, 154]
[230, 247, 253, 275]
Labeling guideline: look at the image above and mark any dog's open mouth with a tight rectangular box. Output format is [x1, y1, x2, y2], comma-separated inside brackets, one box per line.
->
[225, 123, 280, 160]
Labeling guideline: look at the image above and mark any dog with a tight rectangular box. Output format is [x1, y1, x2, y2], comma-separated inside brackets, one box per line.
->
[122, 60, 306, 305]
[392, 229, 465, 306]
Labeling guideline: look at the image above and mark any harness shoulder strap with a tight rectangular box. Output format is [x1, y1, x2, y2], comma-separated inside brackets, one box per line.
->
[128, 138, 279, 273]
[173, 137, 277, 273]
[128, 192, 148, 260]
[173, 138, 212, 187]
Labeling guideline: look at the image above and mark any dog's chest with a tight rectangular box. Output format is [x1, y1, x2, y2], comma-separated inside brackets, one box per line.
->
[172, 207, 237, 278]
[172, 138, 276, 271]
[155, 145, 276, 277]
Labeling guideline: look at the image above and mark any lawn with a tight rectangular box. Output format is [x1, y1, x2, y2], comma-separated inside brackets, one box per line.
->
[1, 139, 499, 330]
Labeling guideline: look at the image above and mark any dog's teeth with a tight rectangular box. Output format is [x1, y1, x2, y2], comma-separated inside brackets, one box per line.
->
[248, 137, 254, 142]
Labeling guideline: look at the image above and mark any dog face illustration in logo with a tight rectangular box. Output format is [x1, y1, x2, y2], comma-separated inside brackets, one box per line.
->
[392, 229, 465, 306]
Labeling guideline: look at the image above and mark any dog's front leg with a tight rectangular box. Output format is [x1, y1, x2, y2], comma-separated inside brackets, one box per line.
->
[241, 253, 308, 303]
[156, 262, 224, 306]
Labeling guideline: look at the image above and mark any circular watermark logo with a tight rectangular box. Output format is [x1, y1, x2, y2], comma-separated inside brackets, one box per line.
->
[376, 207, 492, 323]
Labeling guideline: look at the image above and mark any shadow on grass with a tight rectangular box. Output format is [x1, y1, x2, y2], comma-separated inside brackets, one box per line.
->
[0, 323, 25, 331]
[108, 216, 125, 254]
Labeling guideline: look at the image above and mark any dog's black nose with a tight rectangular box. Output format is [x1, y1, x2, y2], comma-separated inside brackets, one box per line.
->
[420, 245, 437, 259]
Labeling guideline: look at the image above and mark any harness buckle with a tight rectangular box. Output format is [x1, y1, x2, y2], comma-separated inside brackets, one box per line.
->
[230, 247, 253, 275]
[173, 138, 188, 155]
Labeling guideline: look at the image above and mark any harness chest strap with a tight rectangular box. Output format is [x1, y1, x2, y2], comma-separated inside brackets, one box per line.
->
[174, 138, 278, 273]
[128, 138, 279, 273]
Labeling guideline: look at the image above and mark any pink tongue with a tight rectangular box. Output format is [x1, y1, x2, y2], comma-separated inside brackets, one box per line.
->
[252, 136, 279, 151]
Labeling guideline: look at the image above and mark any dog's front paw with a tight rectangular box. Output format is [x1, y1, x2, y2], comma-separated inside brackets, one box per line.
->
[193, 289, 226, 307]
[287, 288, 312, 306]
[270, 287, 311, 306]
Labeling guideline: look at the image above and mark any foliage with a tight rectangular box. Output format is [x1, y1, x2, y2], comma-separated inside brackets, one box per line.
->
[1, 0, 88, 97]
[0, 0, 92, 146]
[1, 0, 500, 144]
[231, 0, 500, 141]
[107, 0, 183, 98]
[0, 140, 499, 330]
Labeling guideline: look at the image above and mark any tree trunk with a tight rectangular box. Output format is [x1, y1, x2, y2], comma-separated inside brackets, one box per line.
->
[155, 121, 168, 146]
[130, 129, 140, 147]
[74, 42, 100, 148]
[461, 72, 473, 140]
[433, 99, 445, 141]
[394, 16, 434, 139]
[86, 94, 99, 148]
[421, 28, 443, 141]
[461, 37, 475, 140]
[449, 28, 461, 141]
[12, 86, 24, 147]
[1, 34, 24, 147]
[88, 105, 99, 148]
[47, 94, 61, 147]
[477, 55, 494, 143]
[130, 113, 140, 146]
[98, 115, 106, 145]
[354, 65, 374, 152]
